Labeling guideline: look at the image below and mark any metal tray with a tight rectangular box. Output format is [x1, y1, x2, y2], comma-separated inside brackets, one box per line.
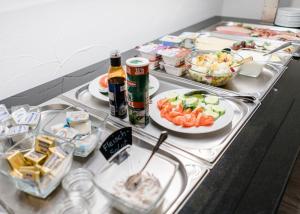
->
[202, 21, 300, 43]
[155, 63, 287, 100]
[196, 31, 294, 67]
[0, 100, 208, 214]
[60, 74, 259, 165]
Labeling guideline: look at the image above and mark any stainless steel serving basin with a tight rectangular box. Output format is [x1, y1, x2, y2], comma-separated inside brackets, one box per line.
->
[201, 21, 300, 45]
[0, 98, 208, 214]
[60, 73, 259, 165]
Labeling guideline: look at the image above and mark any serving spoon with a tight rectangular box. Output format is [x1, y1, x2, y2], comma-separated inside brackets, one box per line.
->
[184, 90, 256, 103]
[232, 56, 253, 68]
[124, 131, 168, 191]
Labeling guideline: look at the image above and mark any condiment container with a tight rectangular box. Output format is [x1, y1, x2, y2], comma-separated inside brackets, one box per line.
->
[137, 43, 165, 59]
[157, 47, 191, 66]
[159, 35, 183, 47]
[126, 57, 150, 127]
[179, 32, 200, 49]
[3, 137, 74, 198]
[159, 62, 187, 76]
[93, 145, 178, 214]
[41, 109, 106, 157]
[237, 50, 271, 78]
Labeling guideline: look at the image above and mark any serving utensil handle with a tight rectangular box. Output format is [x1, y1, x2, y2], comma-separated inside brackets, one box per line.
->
[140, 131, 168, 173]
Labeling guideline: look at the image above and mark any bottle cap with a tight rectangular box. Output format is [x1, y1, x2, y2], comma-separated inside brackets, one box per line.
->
[110, 50, 121, 67]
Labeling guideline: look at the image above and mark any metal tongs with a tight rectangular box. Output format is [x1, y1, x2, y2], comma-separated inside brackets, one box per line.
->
[263, 42, 292, 56]
[184, 90, 256, 103]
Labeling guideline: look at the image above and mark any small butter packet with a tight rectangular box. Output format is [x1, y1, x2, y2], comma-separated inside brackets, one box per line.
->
[0, 125, 5, 136]
[11, 108, 28, 124]
[51, 123, 65, 133]
[19, 112, 40, 126]
[55, 127, 79, 139]
[0, 104, 11, 123]
[70, 120, 91, 135]
[6, 125, 29, 137]
[66, 111, 89, 125]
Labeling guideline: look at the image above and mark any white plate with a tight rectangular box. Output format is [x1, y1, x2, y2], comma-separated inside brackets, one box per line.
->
[88, 73, 160, 102]
[150, 89, 234, 134]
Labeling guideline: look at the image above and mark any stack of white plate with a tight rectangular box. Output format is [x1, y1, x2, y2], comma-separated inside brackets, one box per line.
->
[275, 7, 300, 28]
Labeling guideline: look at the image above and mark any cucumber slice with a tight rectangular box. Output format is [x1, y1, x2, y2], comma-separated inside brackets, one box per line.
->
[171, 99, 182, 106]
[167, 92, 178, 102]
[183, 97, 198, 109]
[212, 105, 225, 115]
[204, 95, 219, 105]
[191, 94, 204, 100]
[204, 110, 219, 119]
[205, 104, 214, 111]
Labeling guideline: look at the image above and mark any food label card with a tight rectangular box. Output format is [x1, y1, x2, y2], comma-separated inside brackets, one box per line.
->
[100, 127, 132, 160]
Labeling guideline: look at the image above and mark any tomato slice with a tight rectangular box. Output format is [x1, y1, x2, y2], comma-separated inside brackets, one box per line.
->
[169, 110, 183, 118]
[163, 102, 173, 112]
[172, 116, 184, 126]
[99, 74, 108, 89]
[164, 112, 173, 122]
[182, 114, 196, 127]
[198, 115, 214, 126]
[175, 102, 184, 113]
[157, 99, 169, 110]
[195, 113, 203, 127]
[184, 108, 192, 114]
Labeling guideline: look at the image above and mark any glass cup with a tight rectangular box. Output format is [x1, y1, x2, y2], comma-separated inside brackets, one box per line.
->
[55, 192, 90, 214]
[62, 168, 96, 207]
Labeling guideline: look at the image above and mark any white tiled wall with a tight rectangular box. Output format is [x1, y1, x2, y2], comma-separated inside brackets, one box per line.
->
[0, 0, 223, 100]
[221, 0, 300, 19]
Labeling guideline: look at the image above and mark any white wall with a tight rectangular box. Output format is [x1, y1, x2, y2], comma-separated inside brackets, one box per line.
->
[222, 0, 264, 19]
[222, 0, 300, 19]
[0, 0, 223, 100]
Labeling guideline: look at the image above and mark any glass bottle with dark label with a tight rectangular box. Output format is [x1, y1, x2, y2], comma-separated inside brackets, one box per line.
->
[108, 50, 127, 119]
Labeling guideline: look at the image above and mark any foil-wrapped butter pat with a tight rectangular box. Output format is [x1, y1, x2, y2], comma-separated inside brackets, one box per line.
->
[51, 123, 65, 133]
[35, 136, 55, 154]
[40, 135, 56, 142]
[41, 153, 63, 176]
[11, 107, 28, 124]
[70, 120, 91, 135]
[10, 169, 23, 179]
[19, 112, 40, 126]
[5, 125, 29, 137]
[66, 111, 89, 125]
[55, 127, 79, 139]
[49, 146, 67, 159]
[19, 166, 40, 182]
[0, 104, 11, 123]
[0, 125, 5, 136]
[24, 150, 47, 165]
[6, 150, 25, 170]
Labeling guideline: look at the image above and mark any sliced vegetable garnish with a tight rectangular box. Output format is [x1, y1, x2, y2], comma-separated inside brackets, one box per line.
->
[157, 92, 226, 128]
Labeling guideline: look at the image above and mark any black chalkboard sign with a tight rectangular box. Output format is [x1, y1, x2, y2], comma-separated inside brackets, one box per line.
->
[100, 127, 132, 160]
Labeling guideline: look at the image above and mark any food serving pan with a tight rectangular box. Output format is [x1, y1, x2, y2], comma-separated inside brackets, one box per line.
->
[202, 21, 300, 44]
[60, 74, 259, 165]
[0, 98, 208, 214]
[156, 51, 287, 100]
[196, 31, 295, 67]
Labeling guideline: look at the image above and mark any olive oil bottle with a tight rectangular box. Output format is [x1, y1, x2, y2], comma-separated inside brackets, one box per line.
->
[108, 50, 127, 119]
